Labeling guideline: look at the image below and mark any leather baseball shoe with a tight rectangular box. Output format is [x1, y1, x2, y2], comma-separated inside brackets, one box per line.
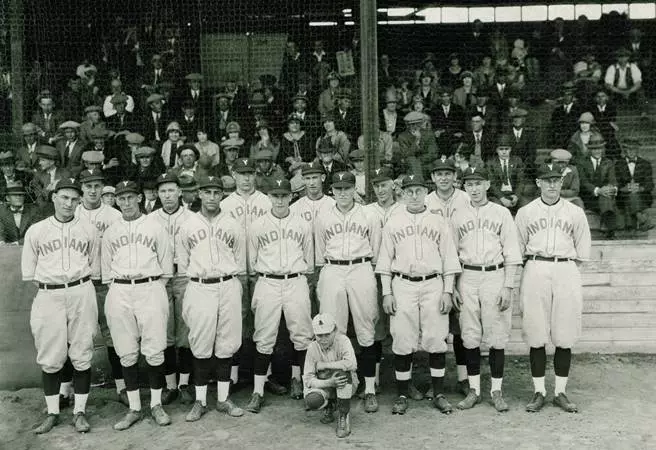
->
[185, 401, 207, 422]
[553, 393, 578, 413]
[525, 392, 545, 413]
[161, 388, 179, 405]
[265, 378, 288, 396]
[72, 412, 90, 433]
[34, 414, 59, 434]
[118, 389, 129, 407]
[217, 398, 244, 417]
[433, 394, 454, 414]
[113, 410, 142, 431]
[363, 393, 379, 413]
[456, 379, 470, 397]
[246, 393, 264, 414]
[290, 378, 303, 400]
[457, 389, 481, 410]
[392, 396, 408, 415]
[150, 405, 171, 426]
[408, 383, 424, 401]
[491, 390, 509, 412]
[336, 411, 351, 438]
[424, 386, 434, 400]
[179, 385, 195, 405]
[320, 401, 335, 424]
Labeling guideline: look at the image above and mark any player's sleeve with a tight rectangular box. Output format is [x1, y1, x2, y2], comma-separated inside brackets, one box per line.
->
[21, 224, 39, 281]
[573, 207, 592, 262]
[88, 225, 102, 280]
[313, 213, 326, 266]
[233, 221, 248, 276]
[440, 219, 462, 276]
[367, 209, 382, 264]
[101, 227, 114, 284]
[375, 223, 395, 296]
[335, 334, 358, 372]
[302, 221, 314, 274]
[514, 206, 529, 257]
[156, 222, 174, 278]
[499, 207, 522, 287]
[247, 220, 259, 276]
[175, 223, 190, 276]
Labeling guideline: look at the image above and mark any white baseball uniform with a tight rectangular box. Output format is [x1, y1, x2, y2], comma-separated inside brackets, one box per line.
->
[515, 198, 591, 348]
[22, 216, 100, 373]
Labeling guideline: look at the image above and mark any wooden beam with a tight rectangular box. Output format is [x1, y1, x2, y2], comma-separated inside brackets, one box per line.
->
[9, 0, 24, 136]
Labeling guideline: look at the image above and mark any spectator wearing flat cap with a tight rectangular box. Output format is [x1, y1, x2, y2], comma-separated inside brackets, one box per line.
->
[396, 111, 439, 179]
[105, 93, 139, 134]
[486, 134, 527, 214]
[103, 78, 136, 118]
[317, 71, 341, 117]
[549, 82, 585, 148]
[615, 136, 654, 231]
[0, 181, 42, 245]
[578, 134, 619, 239]
[17, 122, 42, 172]
[316, 112, 351, 164]
[280, 114, 316, 174]
[78, 105, 107, 145]
[604, 48, 648, 117]
[453, 70, 478, 109]
[432, 86, 466, 153]
[31, 90, 63, 145]
[546, 148, 584, 209]
[0, 151, 34, 201]
[214, 138, 243, 178]
[254, 149, 285, 194]
[56, 121, 85, 174]
[127, 146, 165, 183]
[213, 91, 238, 142]
[142, 92, 172, 143]
[30, 145, 71, 210]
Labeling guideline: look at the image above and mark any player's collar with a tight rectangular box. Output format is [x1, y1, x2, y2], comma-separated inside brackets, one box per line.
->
[540, 197, 561, 207]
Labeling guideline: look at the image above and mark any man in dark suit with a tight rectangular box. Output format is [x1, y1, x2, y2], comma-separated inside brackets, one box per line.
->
[509, 108, 538, 180]
[176, 73, 211, 120]
[432, 86, 466, 155]
[30, 145, 71, 212]
[489, 70, 509, 111]
[486, 134, 526, 214]
[460, 19, 488, 70]
[105, 94, 139, 134]
[139, 179, 163, 214]
[0, 151, 34, 202]
[615, 136, 654, 231]
[213, 92, 238, 142]
[579, 134, 619, 238]
[140, 53, 175, 97]
[56, 121, 86, 174]
[591, 89, 621, 161]
[178, 100, 205, 142]
[31, 90, 63, 145]
[142, 93, 171, 144]
[0, 181, 41, 244]
[333, 88, 360, 142]
[466, 88, 498, 133]
[16, 123, 41, 172]
[315, 139, 348, 194]
[462, 112, 496, 165]
[549, 82, 584, 148]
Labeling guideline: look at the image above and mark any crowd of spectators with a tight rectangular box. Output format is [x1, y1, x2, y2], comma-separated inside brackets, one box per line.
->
[0, 16, 654, 244]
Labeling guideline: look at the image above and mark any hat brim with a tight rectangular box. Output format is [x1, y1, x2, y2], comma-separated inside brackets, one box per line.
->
[5, 189, 26, 195]
[114, 187, 140, 195]
[233, 167, 256, 174]
[80, 175, 105, 183]
[268, 188, 291, 195]
[331, 181, 355, 188]
[302, 169, 324, 176]
[461, 174, 487, 181]
[402, 181, 427, 188]
[198, 183, 223, 190]
[371, 176, 393, 184]
[431, 166, 456, 173]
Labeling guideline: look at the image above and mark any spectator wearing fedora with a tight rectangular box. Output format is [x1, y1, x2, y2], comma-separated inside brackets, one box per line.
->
[31, 90, 63, 145]
[314, 139, 348, 194]
[17, 123, 41, 172]
[213, 91, 238, 142]
[508, 107, 537, 180]
[590, 89, 621, 161]
[142, 93, 171, 143]
[78, 105, 107, 145]
[318, 71, 341, 117]
[549, 82, 585, 148]
[31, 145, 71, 210]
[175, 73, 211, 119]
[0, 151, 33, 201]
[333, 88, 359, 142]
[0, 181, 41, 245]
[466, 87, 498, 134]
[615, 136, 654, 232]
[487, 134, 527, 214]
[432, 86, 466, 153]
[105, 93, 139, 134]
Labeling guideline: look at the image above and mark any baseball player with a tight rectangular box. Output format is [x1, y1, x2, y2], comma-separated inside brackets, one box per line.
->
[289, 161, 335, 316]
[22, 178, 100, 434]
[151, 172, 195, 405]
[304, 313, 358, 438]
[450, 168, 522, 412]
[219, 158, 284, 393]
[246, 177, 314, 412]
[102, 180, 174, 430]
[176, 175, 246, 422]
[73, 169, 124, 404]
[376, 174, 461, 415]
[515, 166, 591, 413]
[363, 167, 401, 393]
[425, 158, 470, 396]
[315, 171, 381, 413]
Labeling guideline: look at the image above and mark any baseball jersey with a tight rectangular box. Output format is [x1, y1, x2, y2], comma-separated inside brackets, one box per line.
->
[290, 195, 335, 224]
[101, 214, 173, 283]
[315, 204, 382, 265]
[515, 198, 591, 260]
[22, 216, 100, 284]
[75, 203, 121, 238]
[376, 207, 461, 278]
[220, 190, 272, 230]
[425, 188, 470, 220]
[150, 206, 194, 266]
[249, 212, 313, 275]
[303, 334, 357, 389]
[364, 201, 401, 228]
[176, 211, 246, 278]
[451, 201, 523, 267]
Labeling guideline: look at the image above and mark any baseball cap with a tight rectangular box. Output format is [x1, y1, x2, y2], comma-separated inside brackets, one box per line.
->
[312, 313, 336, 335]
[537, 165, 563, 179]
[79, 169, 105, 183]
[233, 158, 256, 173]
[302, 161, 325, 176]
[268, 178, 292, 195]
[461, 167, 489, 181]
[102, 186, 115, 196]
[156, 172, 179, 187]
[431, 158, 457, 173]
[331, 171, 356, 188]
[197, 175, 223, 190]
[371, 167, 394, 184]
[114, 180, 140, 195]
[401, 173, 426, 188]
[54, 177, 82, 194]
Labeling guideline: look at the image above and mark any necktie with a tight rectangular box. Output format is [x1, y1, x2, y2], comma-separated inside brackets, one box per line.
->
[502, 161, 509, 182]
[146, 201, 152, 213]
[474, 134, 481, 156]
[154, 70, 159, 84]
[593, 158, 599, 172]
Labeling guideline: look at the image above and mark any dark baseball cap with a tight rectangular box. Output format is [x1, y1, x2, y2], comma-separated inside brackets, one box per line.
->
[302, 161, 325, 176]
[331, 171, 356, 188]
[114, 180, 140, 195]
[156, 172, 179, 187]
[461, 167, 489, 181]
[431, 158, 457, 173]
[78, 169, 105, 183]
[401, 173, 426, 188]
[233, 158, 256, 173]
[197, 175, 223, 190]
[371, 167, 394, 184]
[54, 177, 82, 194]
[268, 177, 292, 195]
[537, 165, 563, 179]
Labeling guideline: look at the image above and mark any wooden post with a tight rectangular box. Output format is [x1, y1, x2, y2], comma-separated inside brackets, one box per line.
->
[9, 0, 24, 136]
[359, 0, 379, 201]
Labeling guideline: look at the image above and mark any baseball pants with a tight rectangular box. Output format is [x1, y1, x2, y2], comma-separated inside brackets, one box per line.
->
[252, 276, 313, 355]
[94, 281, 112, 346]
[183, 278, 242, 359]
[374, 275, 389, 342]
[317, 262, 378, 347]
[240, 275, 257, 339]
[390, 276, 449, 355]
[105, 281, 168, 367]
[520, 260, 583, 349]
[30, 282, 97, 374]
[458, 269, 511, 350]
[307, 267, 322, 317]
[304, 370, 358, 405]
[166, 276, 190, 348]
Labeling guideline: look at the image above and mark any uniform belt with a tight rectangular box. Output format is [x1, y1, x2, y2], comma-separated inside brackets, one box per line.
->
[462, 263, 504, 272]
[258, 273, 301, 280]
[527, 255, 572, 263]
[393, 272, 439, 282]
[190, 275, 234, 284]
[326, 257, 372, 266]
[173, 263, 178, 274]
[113, 276, 161, 285]
[38, 275, 91, 290]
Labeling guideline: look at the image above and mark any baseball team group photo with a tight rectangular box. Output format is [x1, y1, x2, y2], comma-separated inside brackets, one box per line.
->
[1, 1, 656, 449]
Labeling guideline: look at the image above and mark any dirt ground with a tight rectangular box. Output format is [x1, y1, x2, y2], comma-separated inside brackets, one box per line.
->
[1, 354, 655, 450]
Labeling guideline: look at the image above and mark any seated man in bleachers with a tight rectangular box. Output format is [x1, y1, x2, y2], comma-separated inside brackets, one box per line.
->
[615, 136, 654, 231]
[486, 134, 526, 214]
[579, 134, 619, 239]
[0, 181, 41, 245]
[604, 48, 648, 119]
[547, 149, 583, 209]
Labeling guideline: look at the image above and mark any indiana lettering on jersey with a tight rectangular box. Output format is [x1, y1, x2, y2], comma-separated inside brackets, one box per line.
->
[300, 210, 316, 222]
[457, 218, 502, 239]
[94, 221, 111, 234]
[186, 227, 235, 249]
[430, 208, 456, 218]
[526, 217, 574, 236]
[109, 233, 157, 252]
[324, 222, 369, 240]
[38, 237, 90, 256]
[391, 225, 440, 245]
[257, 228, 305, 249]
[229, 204, 268, 221]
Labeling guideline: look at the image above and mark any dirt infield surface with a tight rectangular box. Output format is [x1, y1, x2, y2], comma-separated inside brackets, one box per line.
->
[1, 354, 654, 450]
